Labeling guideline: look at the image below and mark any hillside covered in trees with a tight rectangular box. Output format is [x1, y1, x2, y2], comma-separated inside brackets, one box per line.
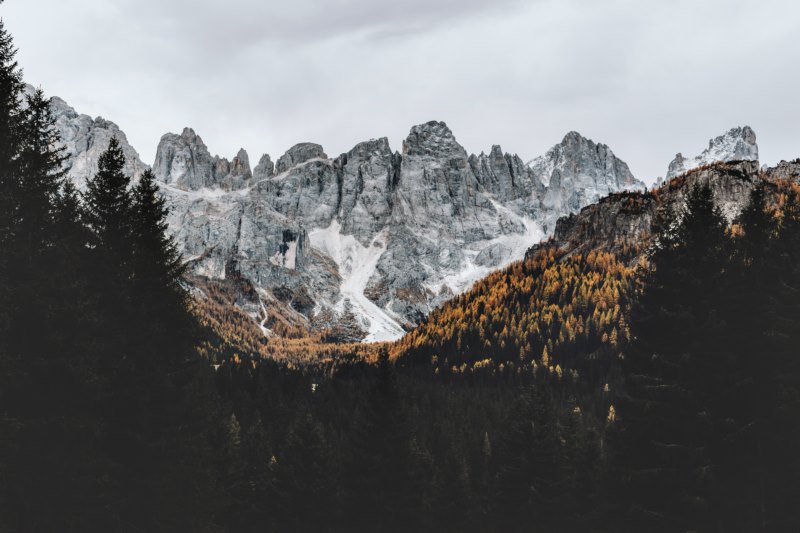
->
[1, 15, 799, 532]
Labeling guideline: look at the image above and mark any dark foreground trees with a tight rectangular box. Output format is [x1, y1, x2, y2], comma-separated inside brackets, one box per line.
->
[0, 21, 224, 529]
[611, 183, 800, 532]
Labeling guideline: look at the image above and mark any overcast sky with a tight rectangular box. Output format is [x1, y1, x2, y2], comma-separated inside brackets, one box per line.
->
[3, 0, 799, 183]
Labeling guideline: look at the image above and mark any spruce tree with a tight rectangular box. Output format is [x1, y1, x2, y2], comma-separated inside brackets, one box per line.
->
[344, 349, 431, 532]
[737, 182, 774, 269]
[0, 16, 23, 201]
[130, 169, 188, 344]
[50, 180, 96, 356]
[275, 410, 337, 530]
[0, 17, 24, 353]
[6, 88, 68, 358]
[615, 183, 731, 531]
[227, 415, 275, 532]
[14, 87, 66, 247]
[751, 188, 800, 531]
[701, 183, 780, 530]
[82, 137, 135, 355]
[84, 137, 132, 260]
[496, 385, 562, 531]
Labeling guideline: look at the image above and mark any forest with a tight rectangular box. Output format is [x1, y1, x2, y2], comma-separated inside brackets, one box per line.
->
[1, 18, 799, 532]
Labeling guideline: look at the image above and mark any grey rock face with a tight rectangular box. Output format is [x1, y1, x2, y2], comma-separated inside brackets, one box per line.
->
[153, 128, 218, 190]
[337, 137, 396, 245]
[40, 88, 148, 188]
[764, 159, 800, 184]
[667, 126, 758, 179]
[153, 128, 255, 191]
[218, 148, 253, 190]
[49, 89, 645, 342]
[527, 131, 645, 230]
[543, 160, 762, 259]
[253, 154, 275, 181]
[275, 143, 327, 174]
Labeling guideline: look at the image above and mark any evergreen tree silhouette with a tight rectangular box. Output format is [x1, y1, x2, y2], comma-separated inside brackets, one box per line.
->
[616, 183, 730, 532]
[130, 169, 191, 361]
[0, 17, 24, 354]
[6, 87, 68, 358]
[82, 137, 135, 360]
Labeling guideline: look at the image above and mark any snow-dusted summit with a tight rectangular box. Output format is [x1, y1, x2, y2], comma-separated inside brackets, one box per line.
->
[527, 131, 644, 228]
[666, 126, 758, 179]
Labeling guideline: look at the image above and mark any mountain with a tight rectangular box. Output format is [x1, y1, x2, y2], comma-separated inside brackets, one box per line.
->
[527, 130, 643, 228]
[153, 127, 260, 191]
[158, 121, 553, 342]
[40, 88, 148, 188]
[45, 89, 651, 342]
[546, 160, 764, 259]
[398, 155, 796, 372]
[666, 125, 758, 180]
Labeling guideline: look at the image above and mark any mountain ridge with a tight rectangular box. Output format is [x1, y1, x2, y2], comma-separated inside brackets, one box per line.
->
[41, 84, 760, 343]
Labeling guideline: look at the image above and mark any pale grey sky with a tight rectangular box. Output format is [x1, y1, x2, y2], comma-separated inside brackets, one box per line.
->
[3, 0, 800, 183]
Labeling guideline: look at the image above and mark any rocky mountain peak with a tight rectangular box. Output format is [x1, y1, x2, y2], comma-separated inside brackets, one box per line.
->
[231, 149, 250, 176]
[253, 154, 275, 180]
[154, 128, 260, 191]
[275, 143, 327, 174]
[562, 130, 586, 144]
[153, 127, 216, 190]
[346, 137, 392, 159]
[402, 120, 464, 158]
[489, 144, 504, 159]
[527, 131, 644, 225]
[667, 126, 758, 179]
[180, 127, 199, 140]
[37, 86, 148, 188]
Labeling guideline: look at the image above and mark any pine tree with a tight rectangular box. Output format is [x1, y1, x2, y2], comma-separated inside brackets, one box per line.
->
[5, 87, 68, 358]
[131, 169, 185, 302]
[82, 137, 135, 354]
[49, 180, 97, 357]
[615, 183, 731, 531]
[344, 348, 433, 532]
[14, 87, 66, 245]
[83, 137, 133, 263]
[129, 169, 191, 360]
[496, 385, 562, 531]
[737, 181, 774, 268]
[227, 414, 275, 532]
[746, 188, 800, 531]
[274, 410, 337, 530]
[0, 16, 23, 198]
[0, 17, 24, 354]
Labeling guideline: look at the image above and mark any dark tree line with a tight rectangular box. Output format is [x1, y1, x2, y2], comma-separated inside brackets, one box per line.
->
[609, 182, 800, 532]
[0, 19, 225, 531]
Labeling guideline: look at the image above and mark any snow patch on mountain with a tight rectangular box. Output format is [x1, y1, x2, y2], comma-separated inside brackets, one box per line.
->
[309, 221, 405, 342]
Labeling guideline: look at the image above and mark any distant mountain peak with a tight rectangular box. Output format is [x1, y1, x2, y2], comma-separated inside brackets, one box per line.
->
[667, 126, 758, 179]
[526, 131, 644, 226]
[153, 127, 256, 191]
[275, 143, 327, 174]
[30, 83, 148, 188]
[402, 120, 463, 158]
